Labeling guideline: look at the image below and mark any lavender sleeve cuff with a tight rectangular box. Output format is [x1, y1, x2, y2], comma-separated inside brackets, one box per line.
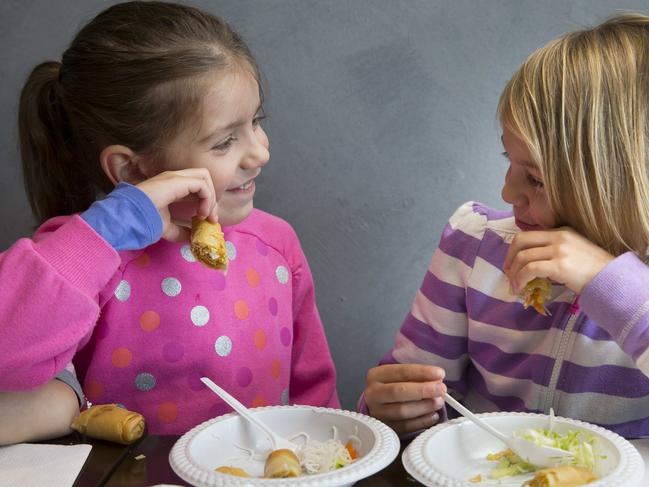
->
[580, 252, 649, 360]
[81, 182, 163, 251]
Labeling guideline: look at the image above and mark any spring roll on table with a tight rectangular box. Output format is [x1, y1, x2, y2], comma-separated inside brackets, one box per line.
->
[190, 216, 228, 270]
[70, 404, 145, 445]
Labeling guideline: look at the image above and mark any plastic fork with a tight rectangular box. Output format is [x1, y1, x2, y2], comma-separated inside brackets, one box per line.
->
[444, 393, 574, 467]
[200, 377, 297, 452]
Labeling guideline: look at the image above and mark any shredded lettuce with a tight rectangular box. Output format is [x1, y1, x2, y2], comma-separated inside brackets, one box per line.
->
[487, 427, 604, 480]
[515, 427, 600, 470]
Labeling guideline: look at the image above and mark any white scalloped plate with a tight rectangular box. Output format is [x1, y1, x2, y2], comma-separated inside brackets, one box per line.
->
[169, 405, 400, 486]
[402, 412, 644, 487]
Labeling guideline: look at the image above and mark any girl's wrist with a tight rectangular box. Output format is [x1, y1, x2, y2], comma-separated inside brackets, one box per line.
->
[81, 182, 163, 250]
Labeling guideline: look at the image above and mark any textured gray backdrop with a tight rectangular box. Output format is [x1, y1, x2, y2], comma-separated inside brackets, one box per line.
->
[1, 1, 647, 409]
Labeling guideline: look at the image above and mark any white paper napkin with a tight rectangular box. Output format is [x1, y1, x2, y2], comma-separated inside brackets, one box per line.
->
[0, 443, 92, 487]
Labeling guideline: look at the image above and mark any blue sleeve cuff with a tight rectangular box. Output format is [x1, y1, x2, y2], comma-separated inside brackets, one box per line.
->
[81, 182, 163, 250]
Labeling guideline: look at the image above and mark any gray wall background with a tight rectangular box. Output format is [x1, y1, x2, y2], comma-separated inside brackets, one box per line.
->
[1, 1, 648, 409]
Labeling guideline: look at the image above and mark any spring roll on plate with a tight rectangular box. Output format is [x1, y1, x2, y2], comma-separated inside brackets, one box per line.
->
[522, 465, 597, 486]
[264, 449, 301, 478]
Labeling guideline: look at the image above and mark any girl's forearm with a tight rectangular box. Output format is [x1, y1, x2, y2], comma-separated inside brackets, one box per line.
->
[0, 379, 79, 445]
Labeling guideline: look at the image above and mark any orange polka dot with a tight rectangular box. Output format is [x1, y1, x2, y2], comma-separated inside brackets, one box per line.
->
[111, 347, 133, 368]
[157, 402, 178, 423]
[85, 379, 104, 401]
[254, 329, 267, 349]
[246, 267, 260, 287]
[271, 359, 281, 379]
[251, 394, 267, 408]
[140, 310, 161, 332]
[234, 299, 249, 320]
[134, 253, 150, 267]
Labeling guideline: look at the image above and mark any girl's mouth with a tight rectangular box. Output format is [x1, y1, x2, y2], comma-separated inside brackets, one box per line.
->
[227, 179, 255, 194]
[515, 218, 540, 231]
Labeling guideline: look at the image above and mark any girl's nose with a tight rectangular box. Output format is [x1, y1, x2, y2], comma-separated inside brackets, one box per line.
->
[501, 168, 527, 207]
[241, 128, 270, 169]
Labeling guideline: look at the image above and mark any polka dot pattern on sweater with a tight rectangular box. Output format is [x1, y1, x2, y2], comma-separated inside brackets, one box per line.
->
[89, 219, 309, 434]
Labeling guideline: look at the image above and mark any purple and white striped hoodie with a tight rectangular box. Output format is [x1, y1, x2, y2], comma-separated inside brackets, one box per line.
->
[379, 201, 649, 438]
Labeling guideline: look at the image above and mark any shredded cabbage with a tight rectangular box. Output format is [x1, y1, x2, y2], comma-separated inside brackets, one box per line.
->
[514, 427, 599, 471]
[487, 427, 604, 480]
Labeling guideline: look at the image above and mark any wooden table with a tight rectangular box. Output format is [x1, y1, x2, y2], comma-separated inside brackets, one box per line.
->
[56, 433, 417, 486]
[56, 433, 649, 486]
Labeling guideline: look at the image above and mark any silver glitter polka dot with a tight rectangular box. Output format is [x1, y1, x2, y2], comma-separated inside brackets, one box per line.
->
[180, 244, 197, 262]
[161, 277, 182, 297]
[191, 305, 210, 327]
[135, 372, 156, 391]
[281, 388, 289, 405]
[275, 265, 289, 284]
[114, 280, 131, 301]
[226, 241, 237, 261]
[214, 335, 232, 357]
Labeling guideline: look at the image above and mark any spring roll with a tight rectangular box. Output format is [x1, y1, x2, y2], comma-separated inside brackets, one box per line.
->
[215, 466, 250, 477]
[70, 404, 145, 445]
[522, 465, 597, 487]
[264, 449, 301, 478]
[521, 277, 552, 315]
[190, 216, 228, 271]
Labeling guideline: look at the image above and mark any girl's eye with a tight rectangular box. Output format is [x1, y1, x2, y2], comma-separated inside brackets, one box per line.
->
[501, 151, 509, 159]
[212, 136, 237, 152]
[527, 173, 544, 188]
[253, 114, 267, 127]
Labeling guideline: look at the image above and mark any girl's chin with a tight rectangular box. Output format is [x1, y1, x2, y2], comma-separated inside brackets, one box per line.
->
[218, 204, 254, 227]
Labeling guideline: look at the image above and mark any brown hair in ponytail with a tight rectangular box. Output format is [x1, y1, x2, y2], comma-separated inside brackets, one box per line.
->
[18, 1, 261, 224]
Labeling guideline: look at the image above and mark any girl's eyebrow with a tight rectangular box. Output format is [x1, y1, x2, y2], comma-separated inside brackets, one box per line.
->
[501, 135, 538, 169]
[199, 104, 263, 143]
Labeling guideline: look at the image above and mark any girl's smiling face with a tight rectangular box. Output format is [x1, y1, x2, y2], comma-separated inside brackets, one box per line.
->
[156, 67, 270, 226]
[500, 127, 557, 231]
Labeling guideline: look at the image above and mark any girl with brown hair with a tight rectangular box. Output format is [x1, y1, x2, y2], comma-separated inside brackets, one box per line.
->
[0, 1, 339, 441]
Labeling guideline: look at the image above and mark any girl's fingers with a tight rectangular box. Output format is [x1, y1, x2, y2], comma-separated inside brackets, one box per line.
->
[507, 246, 554, 291]
[388, 411, 441, 435]
[370, 397, 444, 421]
[376, 380, 446, 403]
[504, 230, 553, 271]
[163, 222, 191, 243]
[367, 364, 445, 385]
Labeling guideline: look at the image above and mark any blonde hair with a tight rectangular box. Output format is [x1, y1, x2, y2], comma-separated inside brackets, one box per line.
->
[498, 13, 649, 257]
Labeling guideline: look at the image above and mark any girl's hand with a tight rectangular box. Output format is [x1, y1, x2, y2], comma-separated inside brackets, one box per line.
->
[364, 364, 446, 435]
[504, 227, 615, 295]
[136, 168, 219, 242]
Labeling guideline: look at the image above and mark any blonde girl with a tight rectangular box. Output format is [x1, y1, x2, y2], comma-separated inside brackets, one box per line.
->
[363, 13, 649, 438]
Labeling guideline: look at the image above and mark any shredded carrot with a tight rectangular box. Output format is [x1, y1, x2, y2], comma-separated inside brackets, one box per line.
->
[345, 441, 358, 460]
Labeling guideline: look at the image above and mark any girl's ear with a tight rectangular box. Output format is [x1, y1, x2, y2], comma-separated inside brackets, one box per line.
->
[99, 144, 149, 186]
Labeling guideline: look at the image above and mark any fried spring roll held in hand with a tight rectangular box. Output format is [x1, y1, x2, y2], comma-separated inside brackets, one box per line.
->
[264, 448, 301, 478]
[521, 277, 552, 315]
[190, 216, 228, 271]
[522, 465, 598, 487]
[70, 404, 145, 444]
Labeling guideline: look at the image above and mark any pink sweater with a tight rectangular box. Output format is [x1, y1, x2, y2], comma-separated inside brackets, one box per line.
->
[0, 209, 339, 434]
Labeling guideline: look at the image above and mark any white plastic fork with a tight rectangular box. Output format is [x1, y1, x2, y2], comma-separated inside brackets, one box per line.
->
[444, 393, 574, 467]
[201, 377, 297, 452]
